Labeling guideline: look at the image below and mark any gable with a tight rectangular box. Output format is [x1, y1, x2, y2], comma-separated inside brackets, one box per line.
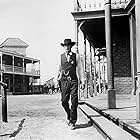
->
[0, 38, 29, 48]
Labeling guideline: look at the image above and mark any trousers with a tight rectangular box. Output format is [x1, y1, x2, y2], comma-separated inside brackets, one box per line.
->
[60, 79, 78, 124]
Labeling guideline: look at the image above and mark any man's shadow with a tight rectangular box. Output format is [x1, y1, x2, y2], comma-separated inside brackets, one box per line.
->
[74, 120, 92, 130]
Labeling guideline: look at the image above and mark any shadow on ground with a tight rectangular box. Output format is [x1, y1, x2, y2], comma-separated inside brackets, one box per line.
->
[75, 121, 92, 130]
[0, 119, 25, 138]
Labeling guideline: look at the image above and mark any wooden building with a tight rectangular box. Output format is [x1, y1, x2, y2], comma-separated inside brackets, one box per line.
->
[72, 0, 140, 121]
[72, 0, 135, 95]
[0, 38, 40, 95]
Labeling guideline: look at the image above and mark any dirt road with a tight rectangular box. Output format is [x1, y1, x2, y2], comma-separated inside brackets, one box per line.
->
[0, 94, 104, 140]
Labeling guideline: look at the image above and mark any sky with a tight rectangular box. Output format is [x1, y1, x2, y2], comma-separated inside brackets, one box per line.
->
[0, 0, 80, 84]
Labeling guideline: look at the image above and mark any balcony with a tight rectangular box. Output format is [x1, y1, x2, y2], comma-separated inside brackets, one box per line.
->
[25, 68, 40, 76]
[75, 0, 131, 12]
[14, 66, 23, 73]
[1, 64, 40, 76]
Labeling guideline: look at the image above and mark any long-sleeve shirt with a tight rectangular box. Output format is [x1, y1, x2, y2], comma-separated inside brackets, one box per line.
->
[54, 51, 85, 85]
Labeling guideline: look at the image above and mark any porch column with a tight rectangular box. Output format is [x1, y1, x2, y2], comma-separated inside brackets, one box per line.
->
[32, 60, 34, 74]
[84, 34, 88, 98]
[32, 60, 35, 83]
[89, 44, 93, 97]
[12, 56, 14, 72]
[135, 0, 140, 122]
[23, 58, 25, 73]
[129, 14, 136, 95]
[75, 21, 79, 54]
[39, 61, 41, 85]
[13, 75, 15, 93]
[98, 56, 101, 95]
[31, 60, 34, 92]
[0, 52, 3, 82]
[0, 52, 3, 100]
[93, 48, 97, 96]
[105, 0, 116, 109]
[12, 56, 15, 93]
[22, 75, 25, 93]
[102, 56, 106, 94]
[75, 20, 80, 100]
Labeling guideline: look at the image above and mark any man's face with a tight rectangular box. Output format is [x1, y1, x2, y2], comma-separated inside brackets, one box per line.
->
[64, 44, 72, 54]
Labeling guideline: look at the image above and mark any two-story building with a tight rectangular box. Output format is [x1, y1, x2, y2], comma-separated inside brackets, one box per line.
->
[72, 0, 135, 95]
[0, 38, 40, 95]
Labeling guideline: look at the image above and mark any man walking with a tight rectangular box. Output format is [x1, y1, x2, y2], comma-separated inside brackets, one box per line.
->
[56, 38, 85, 130]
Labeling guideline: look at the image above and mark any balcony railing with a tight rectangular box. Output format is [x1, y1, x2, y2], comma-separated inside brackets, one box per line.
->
[75, 0, 131, 11]
[14, 66, 23, 73]
[25, 68, 40, 75]
[1, 64, 40, 76]
[2, 64, 13, 72]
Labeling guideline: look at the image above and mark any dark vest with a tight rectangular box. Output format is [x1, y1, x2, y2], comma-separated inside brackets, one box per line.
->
[61, 52, 78, 80]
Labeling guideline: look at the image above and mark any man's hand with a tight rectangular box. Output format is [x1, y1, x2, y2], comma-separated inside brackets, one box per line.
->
[80, 83, 85, 90]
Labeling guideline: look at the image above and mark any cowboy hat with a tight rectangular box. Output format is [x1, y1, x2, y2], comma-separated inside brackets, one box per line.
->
[61, 39, 76, 47]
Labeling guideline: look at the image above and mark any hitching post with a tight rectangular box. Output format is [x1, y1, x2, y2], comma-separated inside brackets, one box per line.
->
[1, 81, 8, 122]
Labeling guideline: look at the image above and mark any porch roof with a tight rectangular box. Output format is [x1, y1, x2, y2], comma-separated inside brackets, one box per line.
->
[80, 15, 129, 48]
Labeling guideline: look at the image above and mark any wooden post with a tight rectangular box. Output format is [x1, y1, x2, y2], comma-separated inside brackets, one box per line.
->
[84, 34, 88, 98]
[75, 21, 79, 54]
[129, 14, 136, 95]
[93, 48, 97, 96]
[75, 20, 81, 100]
[89, 44, 93, 97]
[1, 81, 8, 122]
[102, 56, 106, 94]
[23, 75, 25, 93]
[13, 75, 15, 93]
[39, 61, 41, 85]
[12, 55, 14, 72]
[135, 0, 140, 122]
[105, 0, 116, 109]
[98, 56, 101, 95]
[23, 58, 24, 73]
